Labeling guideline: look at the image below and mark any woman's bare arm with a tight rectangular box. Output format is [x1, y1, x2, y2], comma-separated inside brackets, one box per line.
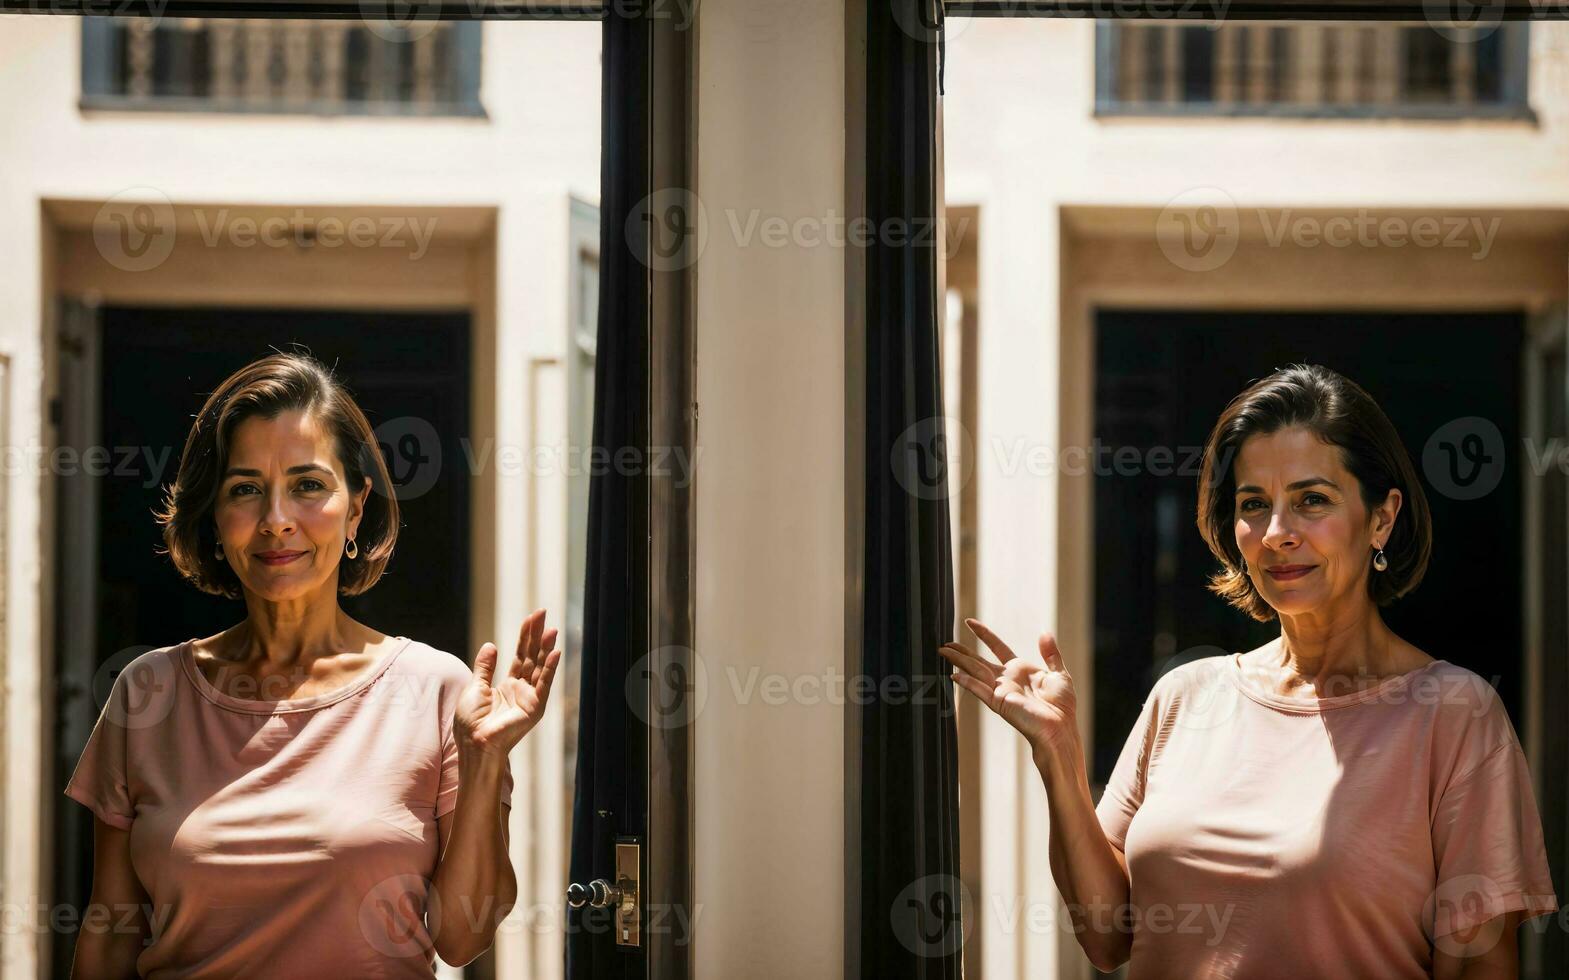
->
[70, 816, 151, 979]
[941, 621, 1134, 972]
[1037, 734, 1135, 972]
[429, 752, 516, 967]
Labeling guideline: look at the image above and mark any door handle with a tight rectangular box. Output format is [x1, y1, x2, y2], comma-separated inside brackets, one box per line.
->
[566, 837, 641, 947]
[566, 877, 620, 909]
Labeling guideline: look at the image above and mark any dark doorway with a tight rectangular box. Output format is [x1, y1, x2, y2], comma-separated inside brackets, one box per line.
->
[52, 306, 472, 979]
[1091, 310, 1525, 784]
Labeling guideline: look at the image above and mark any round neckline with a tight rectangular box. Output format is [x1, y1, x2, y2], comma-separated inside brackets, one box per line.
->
[1226, 651, 1448, 712]
[180, 636, 412, 715]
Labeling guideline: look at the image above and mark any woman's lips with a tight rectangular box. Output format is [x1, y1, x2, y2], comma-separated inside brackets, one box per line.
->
[256, 552, 305, 566]
[1265, 565, 1315, 581]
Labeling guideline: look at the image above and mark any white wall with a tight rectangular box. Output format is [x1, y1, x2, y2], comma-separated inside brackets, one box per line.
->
[945, 20, 1569, 207]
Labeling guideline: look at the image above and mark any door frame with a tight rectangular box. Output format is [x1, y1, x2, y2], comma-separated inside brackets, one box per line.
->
[1523, 302, 1568, 978]
[645, 10, 695, 980]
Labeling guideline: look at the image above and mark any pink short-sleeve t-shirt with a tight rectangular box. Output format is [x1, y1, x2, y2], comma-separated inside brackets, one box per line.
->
[64, 636, 514, 979]
[1095, 653, 1558, 980]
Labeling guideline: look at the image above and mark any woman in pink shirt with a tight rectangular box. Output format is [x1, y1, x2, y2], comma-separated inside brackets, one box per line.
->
[942, 364, 1558, 979]
[65, 352, 563, 978]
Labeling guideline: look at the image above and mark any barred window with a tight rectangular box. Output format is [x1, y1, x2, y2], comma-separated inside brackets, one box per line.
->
[1096, 22, 1531, 119]
[81, 19, 483, 116]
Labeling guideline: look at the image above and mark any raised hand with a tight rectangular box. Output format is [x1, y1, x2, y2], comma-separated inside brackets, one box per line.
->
[940, 618, 1079, 761]
[454, 608, 562, 758]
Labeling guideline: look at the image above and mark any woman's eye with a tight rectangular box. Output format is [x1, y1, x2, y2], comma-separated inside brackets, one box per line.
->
[1240, 498, 1265, 513]
[227, 479, 326, 495]
[1301, 492, 1329, 507]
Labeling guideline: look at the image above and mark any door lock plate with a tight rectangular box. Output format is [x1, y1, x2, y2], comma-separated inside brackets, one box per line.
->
[614, 838, 640, 947]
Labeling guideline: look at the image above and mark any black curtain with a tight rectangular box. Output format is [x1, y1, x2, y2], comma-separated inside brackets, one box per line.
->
[859, 1, 963, 977]
[566, 2, 648, 977]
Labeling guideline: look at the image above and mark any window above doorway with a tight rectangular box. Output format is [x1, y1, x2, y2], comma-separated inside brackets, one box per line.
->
[80, 19, 484, 116]
[1095, 21, 1533, 119]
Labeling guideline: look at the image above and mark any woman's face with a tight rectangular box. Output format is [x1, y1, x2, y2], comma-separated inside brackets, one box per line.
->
[213, 409, 370, 602]
[1232, 426, 1400, 620]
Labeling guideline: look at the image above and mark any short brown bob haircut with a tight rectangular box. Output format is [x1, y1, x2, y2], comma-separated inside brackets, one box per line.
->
[155, 352, 399, 599]
[1196, 363, 1433, 622]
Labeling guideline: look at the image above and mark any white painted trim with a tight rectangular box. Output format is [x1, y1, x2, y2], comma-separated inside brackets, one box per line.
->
[692, 0, 847, 976]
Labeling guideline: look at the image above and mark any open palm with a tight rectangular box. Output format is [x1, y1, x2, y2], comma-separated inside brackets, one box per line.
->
[940, 618, 1078, 758]
[455, 608, 562, 757]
